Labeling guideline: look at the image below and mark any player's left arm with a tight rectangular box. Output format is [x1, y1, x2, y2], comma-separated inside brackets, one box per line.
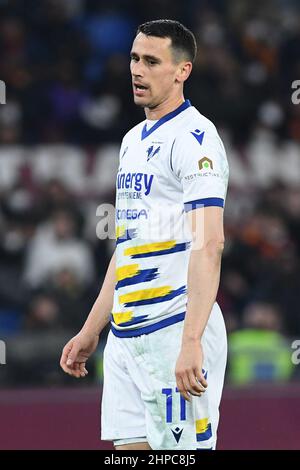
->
[175, 205, 224, 401]
[171, 126, 229, 401]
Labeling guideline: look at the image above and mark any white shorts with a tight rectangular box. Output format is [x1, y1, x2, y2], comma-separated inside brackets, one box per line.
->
[101, 303, 227, 450]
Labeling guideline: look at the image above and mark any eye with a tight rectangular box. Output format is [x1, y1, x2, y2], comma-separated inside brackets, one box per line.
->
[148, 60, 157, 65]
[131, 56, 138, 62]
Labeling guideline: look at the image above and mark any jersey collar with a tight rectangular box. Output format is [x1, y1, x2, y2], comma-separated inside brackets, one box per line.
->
[141, 99, 192, 140]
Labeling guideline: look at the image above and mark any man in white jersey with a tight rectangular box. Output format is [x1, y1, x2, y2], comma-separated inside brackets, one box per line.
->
[60, 19, 229, 450]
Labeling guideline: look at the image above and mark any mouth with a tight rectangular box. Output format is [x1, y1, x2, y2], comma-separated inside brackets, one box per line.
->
[133, 82, 149, 96]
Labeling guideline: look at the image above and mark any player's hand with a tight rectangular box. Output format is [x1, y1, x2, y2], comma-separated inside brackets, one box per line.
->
[60, 331, 99, 378]
[175, 340, 207, 401]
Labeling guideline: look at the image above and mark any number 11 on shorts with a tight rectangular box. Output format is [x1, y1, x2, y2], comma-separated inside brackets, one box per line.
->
[161, 388, 187, 423]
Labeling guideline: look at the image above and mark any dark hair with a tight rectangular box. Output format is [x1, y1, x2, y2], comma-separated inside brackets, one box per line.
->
[136, 19, 197, 63]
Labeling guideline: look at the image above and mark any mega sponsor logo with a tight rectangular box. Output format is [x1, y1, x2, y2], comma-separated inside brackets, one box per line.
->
[117, 171, 154, 196]
[116, 208, 148, 220]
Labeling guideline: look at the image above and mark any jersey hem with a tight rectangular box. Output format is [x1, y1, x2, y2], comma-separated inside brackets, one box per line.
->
[110, 311, 186, 337]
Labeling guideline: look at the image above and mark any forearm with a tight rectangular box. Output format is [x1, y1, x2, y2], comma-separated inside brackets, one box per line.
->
[81, 250, 116, 337]
[182, 241, 223, 344]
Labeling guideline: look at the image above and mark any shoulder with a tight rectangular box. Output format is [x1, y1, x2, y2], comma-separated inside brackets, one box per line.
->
[122, 120, 145, 145]
[178, 107, 223, 147]
[173, 107, 226, 160]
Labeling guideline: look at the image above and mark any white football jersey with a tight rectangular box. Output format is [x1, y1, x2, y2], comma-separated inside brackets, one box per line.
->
[111, 100, 229, 337]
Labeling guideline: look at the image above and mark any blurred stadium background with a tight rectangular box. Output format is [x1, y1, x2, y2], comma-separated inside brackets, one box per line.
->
[0, 0, 300, 449]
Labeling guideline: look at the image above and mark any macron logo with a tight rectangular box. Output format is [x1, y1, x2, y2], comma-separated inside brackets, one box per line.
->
[171, 427, 183, 443]
[191, 129, 205, 145]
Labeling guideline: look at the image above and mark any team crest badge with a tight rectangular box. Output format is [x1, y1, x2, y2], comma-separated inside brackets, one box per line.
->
[146, 145, 161, 162]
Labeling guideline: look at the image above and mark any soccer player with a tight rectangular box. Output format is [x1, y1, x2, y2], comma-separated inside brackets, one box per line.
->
[60, 19, 229, 450]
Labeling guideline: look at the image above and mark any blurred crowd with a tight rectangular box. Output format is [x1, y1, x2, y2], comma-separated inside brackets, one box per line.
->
[0, 0, 300, 386]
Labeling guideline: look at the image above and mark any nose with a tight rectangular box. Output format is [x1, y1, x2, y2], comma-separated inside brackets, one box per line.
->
[131, 59, 144, 78]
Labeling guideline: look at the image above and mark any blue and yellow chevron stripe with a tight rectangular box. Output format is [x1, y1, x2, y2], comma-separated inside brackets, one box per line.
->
[111, 314, 149, 327]
[119, 285, 186, 307]
[116, 264, 159, 290]
[111, 311, 133, 325]
[196, 418, 212, 442]
[116, 225, 137, 245]
[111, 311, 186, 337]
[124, 240, 190, 258]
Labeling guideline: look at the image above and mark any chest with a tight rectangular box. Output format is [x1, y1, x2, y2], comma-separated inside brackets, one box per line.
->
[117, 136, 176, 193]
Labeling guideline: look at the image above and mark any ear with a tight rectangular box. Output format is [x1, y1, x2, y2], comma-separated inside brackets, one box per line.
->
[175, 61, 193, 84]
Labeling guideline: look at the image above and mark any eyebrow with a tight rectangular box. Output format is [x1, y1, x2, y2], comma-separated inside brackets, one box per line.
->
[130, 51, 161, 62]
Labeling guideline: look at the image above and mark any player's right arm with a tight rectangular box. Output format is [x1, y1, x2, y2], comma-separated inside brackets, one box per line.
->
[60, 250, 116, 378]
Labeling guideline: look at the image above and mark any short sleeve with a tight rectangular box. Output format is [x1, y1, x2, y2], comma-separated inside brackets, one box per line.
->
[170, 129, 229, 212]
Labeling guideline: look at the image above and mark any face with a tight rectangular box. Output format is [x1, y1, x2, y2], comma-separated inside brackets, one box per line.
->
[130, 33, 191, 110]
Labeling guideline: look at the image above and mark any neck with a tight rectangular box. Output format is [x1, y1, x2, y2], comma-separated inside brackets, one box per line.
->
[144, 95, 185, 120]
